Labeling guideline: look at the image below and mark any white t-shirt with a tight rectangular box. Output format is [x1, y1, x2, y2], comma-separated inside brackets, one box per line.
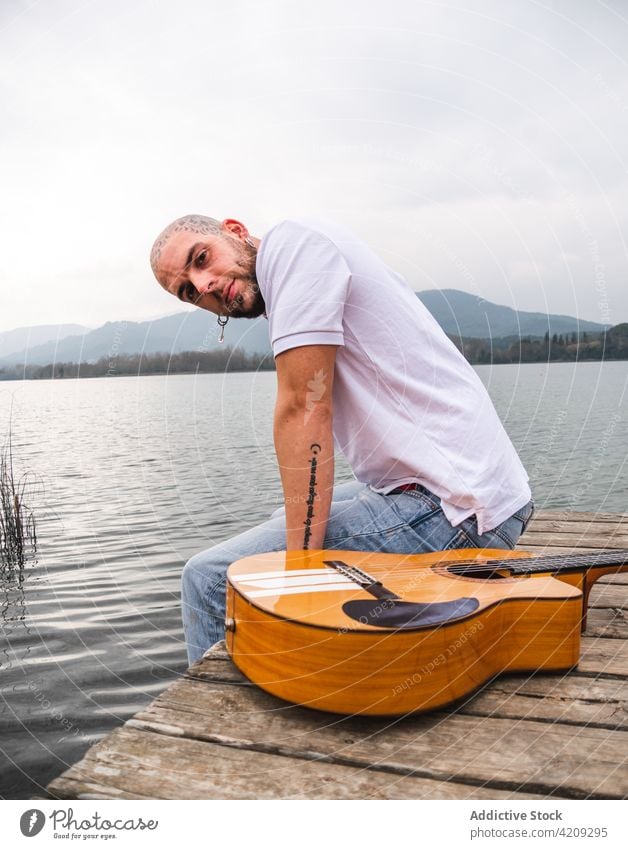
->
[256, 217, 531, 535]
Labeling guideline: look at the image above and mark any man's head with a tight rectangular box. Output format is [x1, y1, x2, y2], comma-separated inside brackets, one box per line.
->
[150, 214, 265, 319]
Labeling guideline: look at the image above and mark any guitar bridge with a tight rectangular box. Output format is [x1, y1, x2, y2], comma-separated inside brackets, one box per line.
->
[323, 560, 401, 601]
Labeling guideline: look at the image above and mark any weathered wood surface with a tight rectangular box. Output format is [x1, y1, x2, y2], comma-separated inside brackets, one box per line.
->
[45, 725, 551, 801]
[46, 510, 628, 800]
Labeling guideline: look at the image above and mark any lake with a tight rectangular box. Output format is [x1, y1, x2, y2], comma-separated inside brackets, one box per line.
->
[0, 361, 627, 798]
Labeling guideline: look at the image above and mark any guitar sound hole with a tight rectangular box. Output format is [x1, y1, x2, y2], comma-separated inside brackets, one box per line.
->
[447, 564, 512, 580]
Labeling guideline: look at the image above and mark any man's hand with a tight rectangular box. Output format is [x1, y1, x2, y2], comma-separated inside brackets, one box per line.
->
[274, 345, 338, 551]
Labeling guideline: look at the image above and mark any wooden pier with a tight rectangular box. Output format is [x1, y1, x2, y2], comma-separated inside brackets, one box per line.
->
[45, 510, 628, 800]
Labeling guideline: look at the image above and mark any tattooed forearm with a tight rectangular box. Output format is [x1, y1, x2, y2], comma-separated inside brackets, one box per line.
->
[303, 443, 320, 549]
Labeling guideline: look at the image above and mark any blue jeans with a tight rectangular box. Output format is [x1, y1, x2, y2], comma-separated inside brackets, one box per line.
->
[181, 480, 534, 664]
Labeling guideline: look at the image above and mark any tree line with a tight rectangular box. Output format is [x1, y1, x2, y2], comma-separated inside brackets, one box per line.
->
[452, 323, 628, 365]
[0, 324, 626, 380]
[0, 347, 275, 380]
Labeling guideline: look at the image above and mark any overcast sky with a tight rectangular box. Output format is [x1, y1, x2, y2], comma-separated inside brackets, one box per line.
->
[1, 0, 627, 332]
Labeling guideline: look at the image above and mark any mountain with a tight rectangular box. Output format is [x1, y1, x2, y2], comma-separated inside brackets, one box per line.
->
[417, 289, 608, 339]
[0, 324, 90, 359]
[0, 290, 612, 367]
[0, 310, 271, 366]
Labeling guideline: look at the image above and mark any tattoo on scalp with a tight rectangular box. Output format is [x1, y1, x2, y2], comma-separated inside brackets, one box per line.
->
[150, 214, 221, 274]
[303, 443, 320, 549]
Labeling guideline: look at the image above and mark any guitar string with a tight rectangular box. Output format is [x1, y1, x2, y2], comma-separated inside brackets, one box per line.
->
[448, 550, 628, 576]
[327, 550, 628, 585]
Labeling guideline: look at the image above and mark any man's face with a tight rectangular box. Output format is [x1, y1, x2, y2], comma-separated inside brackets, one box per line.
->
[155, 227, 265, 319]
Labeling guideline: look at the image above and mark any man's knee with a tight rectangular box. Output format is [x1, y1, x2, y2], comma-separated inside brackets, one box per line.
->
[181, 548, 226, 599]
[269, 503, 286, 520]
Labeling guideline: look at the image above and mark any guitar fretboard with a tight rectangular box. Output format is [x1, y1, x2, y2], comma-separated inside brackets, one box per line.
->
[449, 549, 628, 577]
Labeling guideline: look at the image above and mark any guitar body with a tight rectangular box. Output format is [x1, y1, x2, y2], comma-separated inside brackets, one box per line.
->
[225, 548, 584, 716]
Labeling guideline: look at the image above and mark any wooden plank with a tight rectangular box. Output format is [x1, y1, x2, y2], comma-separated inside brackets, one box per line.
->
[517, 533, 628, 549]
[460, 675, 628, 729]
[532, 512, 628, 523]
[187, 648, 250, 685]
[579, 637, 628, 676]
[589, 584, 628, 609]
[585, 608, 628, 640]
[45, 726, 551, 800]
[598, 574, 628, 585]
[525, 520, 628, 537]
[128, 676, 628, 798]
[47, 779, 153, 800]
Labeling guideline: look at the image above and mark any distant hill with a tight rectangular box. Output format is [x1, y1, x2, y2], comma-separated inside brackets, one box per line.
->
[417, 289, 608, 339]
[0, 323, 90, 359]
[0, 289, 612, 367]
[0, 310, 270, 366]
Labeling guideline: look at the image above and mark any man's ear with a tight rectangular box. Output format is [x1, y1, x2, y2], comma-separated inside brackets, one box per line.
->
[221, 218, 248, 239]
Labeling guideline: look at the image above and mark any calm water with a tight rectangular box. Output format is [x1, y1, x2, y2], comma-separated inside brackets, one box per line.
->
[0, 362, 627, 798]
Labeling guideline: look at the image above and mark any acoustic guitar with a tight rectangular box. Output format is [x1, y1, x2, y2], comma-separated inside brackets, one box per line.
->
[224, 547, 627, 716]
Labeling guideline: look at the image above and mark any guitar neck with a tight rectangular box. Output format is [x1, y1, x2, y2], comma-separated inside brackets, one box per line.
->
[509, 550, 628, 577]
[509, 549, 628, 633]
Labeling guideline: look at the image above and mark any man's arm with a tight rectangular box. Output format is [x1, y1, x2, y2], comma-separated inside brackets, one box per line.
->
[274, 344, 338, 551]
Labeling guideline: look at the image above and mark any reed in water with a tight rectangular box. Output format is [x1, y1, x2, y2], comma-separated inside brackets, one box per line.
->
[0, 433, 37, 578]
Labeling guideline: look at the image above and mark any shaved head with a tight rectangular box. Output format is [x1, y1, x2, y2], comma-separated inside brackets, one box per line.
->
[149, 213, 265, 319]
[150, 214, 222, 280]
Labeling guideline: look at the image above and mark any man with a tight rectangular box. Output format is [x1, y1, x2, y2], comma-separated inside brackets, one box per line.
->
[150, 214, 534, 664]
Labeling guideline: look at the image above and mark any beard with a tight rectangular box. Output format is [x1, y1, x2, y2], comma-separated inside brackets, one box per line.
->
[224, 238, 266, 319]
